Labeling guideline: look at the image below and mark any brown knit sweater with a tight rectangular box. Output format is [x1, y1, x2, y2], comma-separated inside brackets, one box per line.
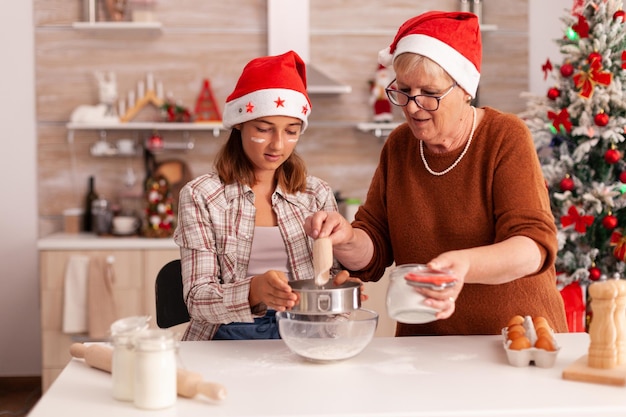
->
[352, 107, 568, 336]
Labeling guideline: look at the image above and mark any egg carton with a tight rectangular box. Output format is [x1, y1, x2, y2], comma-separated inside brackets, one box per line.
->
[501, 315, 560, 368]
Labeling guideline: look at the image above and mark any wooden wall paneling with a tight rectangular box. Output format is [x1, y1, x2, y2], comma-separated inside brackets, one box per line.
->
[35, 0, 531, 233]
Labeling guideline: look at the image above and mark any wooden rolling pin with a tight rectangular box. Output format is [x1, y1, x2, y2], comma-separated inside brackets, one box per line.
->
[70, 343, 227, 401]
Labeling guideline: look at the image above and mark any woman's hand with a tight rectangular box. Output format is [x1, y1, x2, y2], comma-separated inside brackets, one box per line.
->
[305, 211, 374, 271]
[304, 211, 354, 244]
[333, 270, 369, 302]
[249, 270, 299, 312]
[416, 252, 469, 320]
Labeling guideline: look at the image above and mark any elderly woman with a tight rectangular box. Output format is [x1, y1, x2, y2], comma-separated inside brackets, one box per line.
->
[306, 11, 568, 336]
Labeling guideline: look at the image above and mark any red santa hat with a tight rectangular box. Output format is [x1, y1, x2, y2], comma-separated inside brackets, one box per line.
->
[378, 11, 482, 98]
[223, 50, 312, 131]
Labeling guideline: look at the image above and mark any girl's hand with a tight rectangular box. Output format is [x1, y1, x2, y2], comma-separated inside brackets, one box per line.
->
[249, 270, 298, 312]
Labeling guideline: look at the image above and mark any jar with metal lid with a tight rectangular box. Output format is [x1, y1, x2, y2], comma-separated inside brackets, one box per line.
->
[133, 329, 177, 410]
[110, 316, 150, 401]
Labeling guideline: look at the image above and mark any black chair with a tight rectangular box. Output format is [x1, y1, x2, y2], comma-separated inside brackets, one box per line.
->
[155, 259, 191, 328]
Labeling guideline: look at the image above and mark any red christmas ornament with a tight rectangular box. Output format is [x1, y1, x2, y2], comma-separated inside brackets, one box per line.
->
[588, 266, 602, 281]
[547, 87, 560, 100]
[605, 148, 621, 164]
[615, 10, 626, 22]
[560, 63, 574, 77]
[594, 111, 609, 127]
[588, 52, 603, 65]
[147, 132, 164, 151]
[602, 214, 618, 230]
[619, 171, 626, 183]
[559, 176, 575, 192]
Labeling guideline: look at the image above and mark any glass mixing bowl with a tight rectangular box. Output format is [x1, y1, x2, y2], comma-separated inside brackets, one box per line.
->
[276, 308, 378, 363]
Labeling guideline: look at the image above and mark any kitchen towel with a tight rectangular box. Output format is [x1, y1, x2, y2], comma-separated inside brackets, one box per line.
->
[62, 255, 91, 334]
[88, 256, 118, 339]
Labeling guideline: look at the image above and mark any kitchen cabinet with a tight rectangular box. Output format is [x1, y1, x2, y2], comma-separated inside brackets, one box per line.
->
[37, 233, 396, 392]
[38, 234, 179, 392]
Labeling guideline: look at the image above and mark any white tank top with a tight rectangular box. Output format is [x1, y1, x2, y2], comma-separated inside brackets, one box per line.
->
[246, 226, 291, 280]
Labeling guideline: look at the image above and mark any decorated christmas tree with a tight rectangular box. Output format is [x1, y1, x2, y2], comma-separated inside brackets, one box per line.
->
[143, 174, 175, 238]
[521, 0, 626, 288]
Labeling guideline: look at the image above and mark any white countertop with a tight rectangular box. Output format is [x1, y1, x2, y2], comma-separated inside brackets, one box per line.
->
[37, 233, 178, 250]
[29, 333, 626, 417]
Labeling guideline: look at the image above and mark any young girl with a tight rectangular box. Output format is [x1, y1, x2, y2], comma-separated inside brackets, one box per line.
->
[174, 51, 342, 340]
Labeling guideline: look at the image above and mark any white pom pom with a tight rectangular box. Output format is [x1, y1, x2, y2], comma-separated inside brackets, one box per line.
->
[378, 47, 394, 67]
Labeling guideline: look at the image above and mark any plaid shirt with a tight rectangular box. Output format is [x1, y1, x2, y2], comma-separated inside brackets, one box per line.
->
[173, 172, 338, 340]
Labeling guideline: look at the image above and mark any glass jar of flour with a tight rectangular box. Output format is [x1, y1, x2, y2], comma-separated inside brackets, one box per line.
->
[133, 329, 178, 410]
[110, 316, 150, 401]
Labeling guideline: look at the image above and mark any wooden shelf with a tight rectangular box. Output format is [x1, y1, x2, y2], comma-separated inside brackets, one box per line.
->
[72, 21, 162, 34]
[356, 122, 401, 138]
[67, 121, 225, 135]
[480, 24, 498, 32]
[67, 121, 222, 130]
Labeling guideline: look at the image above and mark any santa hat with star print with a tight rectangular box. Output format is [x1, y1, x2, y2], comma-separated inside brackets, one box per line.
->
[222, 50, 312, 131]
[378, 11, 482, 98]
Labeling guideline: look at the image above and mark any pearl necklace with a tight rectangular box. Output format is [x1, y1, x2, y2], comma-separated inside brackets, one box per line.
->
[420, 106, 477, 176]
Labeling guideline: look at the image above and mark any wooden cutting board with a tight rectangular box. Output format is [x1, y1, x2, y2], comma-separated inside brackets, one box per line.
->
[562, 354, 626, 386]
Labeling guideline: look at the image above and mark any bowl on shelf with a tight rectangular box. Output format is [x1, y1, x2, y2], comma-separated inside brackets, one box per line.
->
[276, 308, 378, 363]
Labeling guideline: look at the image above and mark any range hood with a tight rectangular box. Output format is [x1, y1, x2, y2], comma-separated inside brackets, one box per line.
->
[267, 0, 351, 94]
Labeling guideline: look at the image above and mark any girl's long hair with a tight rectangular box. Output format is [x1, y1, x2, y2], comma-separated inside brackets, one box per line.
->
[214, 128, 308, 194]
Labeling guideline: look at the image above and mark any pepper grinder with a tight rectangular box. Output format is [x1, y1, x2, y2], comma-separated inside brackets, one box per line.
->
[459, 0, 470, 12]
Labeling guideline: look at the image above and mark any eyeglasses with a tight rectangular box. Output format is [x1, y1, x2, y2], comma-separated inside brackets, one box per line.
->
[385, 79, 457, 111]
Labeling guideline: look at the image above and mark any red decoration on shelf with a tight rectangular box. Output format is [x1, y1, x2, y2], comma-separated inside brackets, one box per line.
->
[604, 148, 621, 164]
[602, 214, 618, 230]
[161, 101, 192, 123]
[194, 79, 222, 122]
[614, 10, 626, 22]
[547, 87, 560, 100]
[146, 131, 164, 151]
[560, 175, 575, 191]
[619, 171, 626, 184]
[588, 266, 602, 281]
[560, 62, 574, 77]
[594, 111, 609, 126]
